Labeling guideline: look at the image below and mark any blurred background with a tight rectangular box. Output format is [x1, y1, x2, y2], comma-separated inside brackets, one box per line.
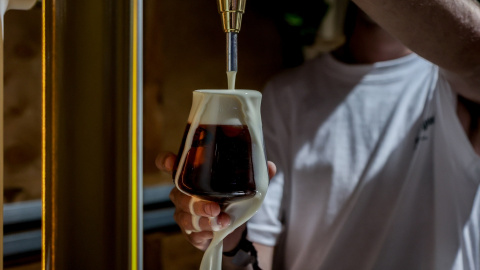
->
[3, 0, 328, 269]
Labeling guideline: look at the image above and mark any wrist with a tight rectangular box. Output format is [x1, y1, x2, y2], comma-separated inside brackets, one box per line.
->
[223, 227, 261, 270]
[223, 224, 246, 252]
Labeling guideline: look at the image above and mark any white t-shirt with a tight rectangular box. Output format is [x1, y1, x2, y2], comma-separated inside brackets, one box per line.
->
[248, 53, 480, 270]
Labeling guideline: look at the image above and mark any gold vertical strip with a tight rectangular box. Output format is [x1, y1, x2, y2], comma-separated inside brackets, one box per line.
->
[131, 0, 139, 268]
[41, 0, 46, 268]
[42, 0, 56, 268]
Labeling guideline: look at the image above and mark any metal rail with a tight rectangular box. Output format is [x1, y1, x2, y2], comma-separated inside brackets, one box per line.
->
[4, 185, 175, 258]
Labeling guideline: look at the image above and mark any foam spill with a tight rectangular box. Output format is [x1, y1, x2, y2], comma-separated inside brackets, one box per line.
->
[185, 197, 202, 235]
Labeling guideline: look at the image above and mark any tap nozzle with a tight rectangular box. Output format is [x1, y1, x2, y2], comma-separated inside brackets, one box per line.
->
[226, 32, 237, 72]
[217, 0, 246, 33]
[217, 0, 245, 72]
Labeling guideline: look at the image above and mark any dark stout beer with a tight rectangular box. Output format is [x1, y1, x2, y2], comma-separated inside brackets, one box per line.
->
[173, 124, 256, 203]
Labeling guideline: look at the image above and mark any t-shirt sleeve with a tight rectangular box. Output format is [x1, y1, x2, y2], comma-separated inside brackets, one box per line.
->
[247, 171, 284, 246]
[247, 81, 288, 247]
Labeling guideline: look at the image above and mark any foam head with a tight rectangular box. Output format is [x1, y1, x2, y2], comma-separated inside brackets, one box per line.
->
[188, 89, 262, 127]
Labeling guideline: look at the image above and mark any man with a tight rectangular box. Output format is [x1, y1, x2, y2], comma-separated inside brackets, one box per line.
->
[159, 0, 480, 269]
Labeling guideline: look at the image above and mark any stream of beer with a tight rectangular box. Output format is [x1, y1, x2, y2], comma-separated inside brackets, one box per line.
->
[227, 71, 237, 90]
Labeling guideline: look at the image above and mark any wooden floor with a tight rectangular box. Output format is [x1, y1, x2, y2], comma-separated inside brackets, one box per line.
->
[5, 230, 204, 270]
[144, 231, 204, 270]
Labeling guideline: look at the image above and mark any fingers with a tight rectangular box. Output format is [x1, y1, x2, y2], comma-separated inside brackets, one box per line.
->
[169, 187, 231, 250]
[169, 188, 221, 217]
[267, 161, 277, 180]
[155, 151, 176, 173]
[174, 210, 230, 233]
[187, 231, 213, 251]
[177, 210, 230, 251]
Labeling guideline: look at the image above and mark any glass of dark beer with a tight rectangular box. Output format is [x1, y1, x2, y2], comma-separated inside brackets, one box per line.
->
[172, 89, 269, 270]
[173, 89, 269, 206]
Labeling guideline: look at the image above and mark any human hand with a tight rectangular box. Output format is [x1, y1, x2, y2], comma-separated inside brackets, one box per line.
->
[156, 152, 276, 251]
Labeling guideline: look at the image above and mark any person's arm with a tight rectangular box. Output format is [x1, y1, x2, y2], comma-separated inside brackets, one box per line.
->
[352, 0, 480, 102]
[254, 243, 274, 270]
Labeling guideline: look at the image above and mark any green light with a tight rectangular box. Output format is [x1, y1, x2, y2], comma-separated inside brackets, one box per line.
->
[285, 13, 303, 27]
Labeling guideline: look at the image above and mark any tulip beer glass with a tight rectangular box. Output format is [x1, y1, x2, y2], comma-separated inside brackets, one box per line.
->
[173, 89, 269, 270]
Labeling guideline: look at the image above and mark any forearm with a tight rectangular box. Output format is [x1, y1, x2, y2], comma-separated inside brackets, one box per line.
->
[353, 0, 480, 89]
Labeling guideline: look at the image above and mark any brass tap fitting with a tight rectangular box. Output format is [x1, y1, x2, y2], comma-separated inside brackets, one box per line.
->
[217, 0, 246, 33]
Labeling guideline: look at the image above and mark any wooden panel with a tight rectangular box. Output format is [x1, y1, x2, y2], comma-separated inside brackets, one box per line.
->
[144, 231, 203, 270]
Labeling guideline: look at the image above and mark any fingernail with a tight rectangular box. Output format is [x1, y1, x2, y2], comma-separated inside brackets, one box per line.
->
[204, 204, 213, 216]
[217, 214, 231, 229]
[204, 203, 219, 217]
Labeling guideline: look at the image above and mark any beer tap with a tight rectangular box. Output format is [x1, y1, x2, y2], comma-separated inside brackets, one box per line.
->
[217, 0, 246, 88]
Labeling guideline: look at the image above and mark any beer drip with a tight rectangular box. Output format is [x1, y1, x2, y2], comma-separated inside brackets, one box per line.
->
[217, 0, 246, 90]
